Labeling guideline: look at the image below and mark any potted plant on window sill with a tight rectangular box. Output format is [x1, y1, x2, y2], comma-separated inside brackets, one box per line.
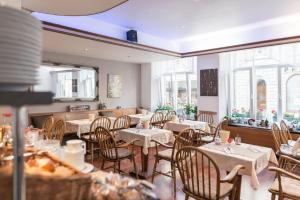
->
[184, 104, 197, 120]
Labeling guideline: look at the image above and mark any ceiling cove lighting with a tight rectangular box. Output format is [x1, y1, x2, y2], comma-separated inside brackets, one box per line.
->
[22, 0, 128, 16]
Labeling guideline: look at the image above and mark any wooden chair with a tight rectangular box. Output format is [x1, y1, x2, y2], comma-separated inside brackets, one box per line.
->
[176, 146, 244, 200]
[164, 110, 176, 122]
[94, 126, 139, 179]
[112, 115, 131, 136]
[197, 110, 216, 125]
[199, 122, 222, 145]
[151, 128, 201, 198]
[280, 120, 293, 144]
[51, 119, 65, 144]
[81, 116, 111, 163]
[271, 123, 284, 153]
[112, 115, 131, 143]
[150, 111, 164, 128]
[161, 110, 176, 128]
[42, 116, 54, 139]
[269, 155, 300, 200]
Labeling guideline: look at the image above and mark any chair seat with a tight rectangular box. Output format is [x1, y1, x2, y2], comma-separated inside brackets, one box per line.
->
[81, 134, 98, 143]
[201, 135, 214, 142]
[186, 178, 233, 200]
[157, 149, 176, 161]
[269, 176, 300, 198]
[107, 148, 132, 159]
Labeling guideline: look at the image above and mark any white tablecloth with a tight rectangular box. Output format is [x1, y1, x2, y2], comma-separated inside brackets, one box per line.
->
[118, 128, 174, 155]
[66, 117, 116, 137]
[128, 113, 153, 124]
[199, 142, 278, 189]
[164, 120, 210, 133]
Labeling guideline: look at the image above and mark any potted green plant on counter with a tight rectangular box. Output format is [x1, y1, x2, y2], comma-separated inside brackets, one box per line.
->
[184, 104, 197, 120]
[155, 104, 174, 113]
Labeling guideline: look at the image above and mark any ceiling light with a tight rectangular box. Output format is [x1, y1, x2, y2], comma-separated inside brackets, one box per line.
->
[181, 25, 185, 29]
[22, 0, 128, 16]
[84, 48, 88, 51]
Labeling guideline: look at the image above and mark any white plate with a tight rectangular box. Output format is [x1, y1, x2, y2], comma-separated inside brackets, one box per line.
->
[80, 163, 94, 173]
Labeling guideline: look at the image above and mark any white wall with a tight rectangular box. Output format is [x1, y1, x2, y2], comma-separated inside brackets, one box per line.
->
[140, 63, 152, 110]
[197, 54, 220, 124]
[27, 52, 141, 113]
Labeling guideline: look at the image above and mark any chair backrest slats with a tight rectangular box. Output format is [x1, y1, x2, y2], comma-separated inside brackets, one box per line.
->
[197, 110, 215, 125]
[176, 147, 221, 199]
[271, 123, 283, 152]
[150, 112, 164, 128]
[164, 110, 176, 122]
[89, 117, 111, 140]
[280, 120, 293, 143]
[51, 119, 65, 143]
[42, 116, 54, 139]
[112, 115, 131, 134]
[94, 126, 117, 160]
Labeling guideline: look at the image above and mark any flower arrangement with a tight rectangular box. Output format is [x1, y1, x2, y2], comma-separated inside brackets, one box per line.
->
[271, 109, 277, 122]
[231, 108, 249, 118]
[256, 108, 265, 120]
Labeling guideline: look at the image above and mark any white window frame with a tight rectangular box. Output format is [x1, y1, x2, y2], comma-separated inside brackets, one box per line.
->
[230, 64, 299, 120]
[161, 72, 196, 111]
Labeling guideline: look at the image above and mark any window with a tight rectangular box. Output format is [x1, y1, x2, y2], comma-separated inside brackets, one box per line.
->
[287, 74, 300, 112]
[153, 57, 197, 111]
[221, 42, 300, 122]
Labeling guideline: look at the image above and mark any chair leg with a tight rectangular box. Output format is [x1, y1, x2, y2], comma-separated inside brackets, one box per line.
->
[132, 155, 139, 179]
[271, 193, 276, 200]
[91, 143, 94, 164]
[185, 194, 189, 200]
[171, 163, 176, 198]
[113, 162, 117, 173]
[118, 161, 121, 173]
[101, 159, 105, 170]
[151, 157, 159, 183]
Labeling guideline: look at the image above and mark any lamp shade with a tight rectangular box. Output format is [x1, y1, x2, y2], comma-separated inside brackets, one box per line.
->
[22, 0, 128, 16]
[0, 6, 42, 90]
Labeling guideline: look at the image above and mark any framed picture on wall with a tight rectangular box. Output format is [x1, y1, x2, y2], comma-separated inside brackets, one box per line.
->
[200, 69, 218, 96]
[107, 74, 122, 98]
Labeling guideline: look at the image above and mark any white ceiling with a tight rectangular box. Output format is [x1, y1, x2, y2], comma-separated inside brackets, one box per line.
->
[92, 0, 300, 40]
[42, 30, 176, 63]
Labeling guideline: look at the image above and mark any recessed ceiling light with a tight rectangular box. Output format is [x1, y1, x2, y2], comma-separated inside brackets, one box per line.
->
[84, 48, 88, 51]
[181, 25, 185, 29]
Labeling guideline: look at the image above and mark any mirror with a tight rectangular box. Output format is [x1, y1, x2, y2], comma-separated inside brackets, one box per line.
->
[34, 63, 98, 101]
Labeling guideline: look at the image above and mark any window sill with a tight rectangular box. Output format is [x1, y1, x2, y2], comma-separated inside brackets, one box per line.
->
[228, 122, 300, 134]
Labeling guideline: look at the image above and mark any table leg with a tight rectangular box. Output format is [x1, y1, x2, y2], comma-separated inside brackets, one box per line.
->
[141, 146, 149, 172]
[129, 147, 150, 179]
[235, 174, 242, 200]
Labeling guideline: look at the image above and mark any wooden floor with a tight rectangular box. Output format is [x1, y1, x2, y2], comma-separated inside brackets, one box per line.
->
[92, 145, 276, 200]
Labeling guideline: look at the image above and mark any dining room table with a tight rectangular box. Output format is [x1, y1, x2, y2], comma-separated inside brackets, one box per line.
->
[128, 113, 154, 125]
[164, 119, 210, 133]
[118, 127, 174, 178]
[65, 117, 116, 137]
[198, 142, 278, 189]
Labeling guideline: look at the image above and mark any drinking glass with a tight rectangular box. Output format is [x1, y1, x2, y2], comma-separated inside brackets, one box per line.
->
[234, 136, 241, 145]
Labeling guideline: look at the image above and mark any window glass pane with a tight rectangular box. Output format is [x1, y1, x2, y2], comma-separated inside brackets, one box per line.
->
[190, 74, 197, 106]
[175, 74, 188, 110]
[255, 67, 278, 120]
[233, 70, 251, 117]
[287, 75, 300, 111]
[162, 75, 173, 106]
[281, 67, 300, 121]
